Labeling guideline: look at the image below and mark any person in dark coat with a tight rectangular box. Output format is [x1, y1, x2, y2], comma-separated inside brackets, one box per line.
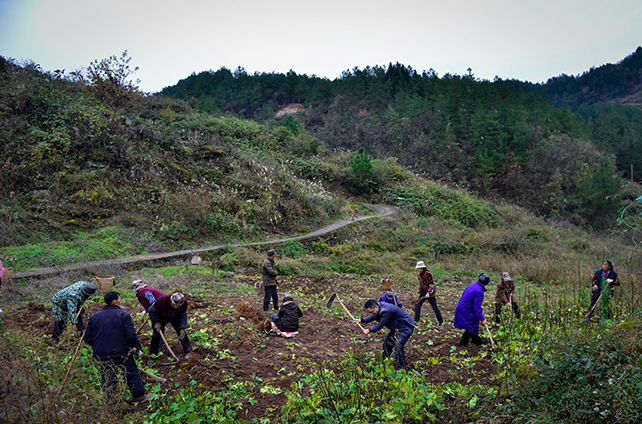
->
[148, 292, 192, 361]
[355, 299, 415, 370]
[83, 291, 147, 404]
[587, 260, 620, 319]
[132, 279, 168, 317]
[414, 261, 444, 328]
[269, 293, 303, 335]
[494, 272, 521, 323]
[51, 281, 99, 341]
[262, 249, 279, 312]
[454, 273, 490, 346]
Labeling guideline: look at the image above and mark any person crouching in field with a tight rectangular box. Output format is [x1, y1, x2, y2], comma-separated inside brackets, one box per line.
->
[494, 272, 521, 323]
[454, 273, 490, 347]
[586, 260, 620, 320]
[268, 293, 303, 337]
[355, 299, 415, 370]
[414, 261, 444, 328]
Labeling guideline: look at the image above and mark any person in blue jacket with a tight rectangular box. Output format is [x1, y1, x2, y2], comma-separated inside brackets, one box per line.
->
[454, 273, 491, 347]
[587, 260, 620, 319]
[355, 299, 415, 370]
[83, 291, 147, 404]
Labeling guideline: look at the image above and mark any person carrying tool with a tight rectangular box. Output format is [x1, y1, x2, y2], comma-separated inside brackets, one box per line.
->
[262, 249, 279, 312]
[268, 293, 303, 337]
[379, 292, 402, 308]
[494, 272, 521, 323]
[148, 291, 192, 363]
[454, 273, 490, 347]
[50, 281, 99, 342]
[83, 291, 147, 404]
[414, 261, 444, 328]
[132, 279, 168, 317]
[587, 260, 620, 319]
[355, 299, 415, 370]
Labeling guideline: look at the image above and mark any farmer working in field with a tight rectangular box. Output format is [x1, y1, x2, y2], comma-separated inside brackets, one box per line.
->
[268, 293, 303, 337]
[50, 281, 99, 342]
[84, 291, 147, 404]
[586, 260, 620, 320]
[414, 261, 444, 328]
[454, 273, 491, 347]
[355, 299, 415, 370]
[494, 272, 521, 323]
[148, 291, 193, 363]
[132, 279, 168, 317]
[262, 249, 279, 312]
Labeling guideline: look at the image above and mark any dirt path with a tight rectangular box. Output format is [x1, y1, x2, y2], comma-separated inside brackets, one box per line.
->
[13, 203, 396, 280]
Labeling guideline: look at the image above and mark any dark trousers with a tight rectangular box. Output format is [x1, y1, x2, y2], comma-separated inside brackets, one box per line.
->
[414, 296, 443, 324]
[51, 308, 85, 341]
[383, 325, 414, 370]
[494, 302, 521, 323]
[263, 285, 279, 311]
[100, 355, 145, 402]
[459, 330, 483, 346]
[150, 322, 192, 355]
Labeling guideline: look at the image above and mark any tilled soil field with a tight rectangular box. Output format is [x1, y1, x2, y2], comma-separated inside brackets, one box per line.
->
[4, 273, 500, 421]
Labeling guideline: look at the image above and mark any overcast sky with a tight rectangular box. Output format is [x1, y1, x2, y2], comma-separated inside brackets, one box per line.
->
[1, 0, 641, 93]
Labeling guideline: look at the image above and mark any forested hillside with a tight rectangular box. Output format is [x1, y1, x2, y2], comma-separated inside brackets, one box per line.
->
[161, 49, 642, 228]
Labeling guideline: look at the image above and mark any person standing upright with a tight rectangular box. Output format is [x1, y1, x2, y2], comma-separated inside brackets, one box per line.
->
[454, 273, 490, 346]
[494, 272, 521, 323]
[587, 260, 620, 319]
[414, 261, 444, 328]
[262, 249, 279, 312]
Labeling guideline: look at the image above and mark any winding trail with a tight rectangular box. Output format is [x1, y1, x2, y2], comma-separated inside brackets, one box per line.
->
[13, 203, 396, 280]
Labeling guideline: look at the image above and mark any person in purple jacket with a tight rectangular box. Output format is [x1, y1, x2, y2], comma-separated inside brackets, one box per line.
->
[132, 280, 168, 317]
[355, 299, 415, 370]
[454, 273, 491, 347]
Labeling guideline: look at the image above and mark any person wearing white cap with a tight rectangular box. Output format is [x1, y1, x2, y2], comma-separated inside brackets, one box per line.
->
[148, 291, 192, 361]
[414, 261, 444, 327]
[494, 272, 521, 323]
[132, 279, 168, 317]
[262, 249, 279, 312]
[50, 280, 99, 341]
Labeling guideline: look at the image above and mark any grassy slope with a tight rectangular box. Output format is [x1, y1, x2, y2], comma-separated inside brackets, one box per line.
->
[1, 59, 642, 423]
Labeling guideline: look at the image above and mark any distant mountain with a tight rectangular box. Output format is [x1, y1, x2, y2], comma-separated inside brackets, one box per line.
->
[538, 47, 642, 110]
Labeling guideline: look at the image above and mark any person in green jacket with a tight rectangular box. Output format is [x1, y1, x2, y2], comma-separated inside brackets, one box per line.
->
[51, 281, 99, 341]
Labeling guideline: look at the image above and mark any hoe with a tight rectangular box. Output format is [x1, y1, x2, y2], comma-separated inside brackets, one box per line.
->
[326, 293, 367, 333]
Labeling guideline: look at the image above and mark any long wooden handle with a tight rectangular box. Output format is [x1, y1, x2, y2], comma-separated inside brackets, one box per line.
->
[584, 291, 604, 319]
[58, 330, 86, 395]
[158, 329, 180, 362]
[136, 316, 150, 334]
[484, 323, 495, 348]
[336, 297, 366, 332]
[140, 368, 166, 384]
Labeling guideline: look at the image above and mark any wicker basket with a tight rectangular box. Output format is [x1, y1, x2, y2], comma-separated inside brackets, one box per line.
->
[1, 269, 12, 286]
[95, 276, 114, 293]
